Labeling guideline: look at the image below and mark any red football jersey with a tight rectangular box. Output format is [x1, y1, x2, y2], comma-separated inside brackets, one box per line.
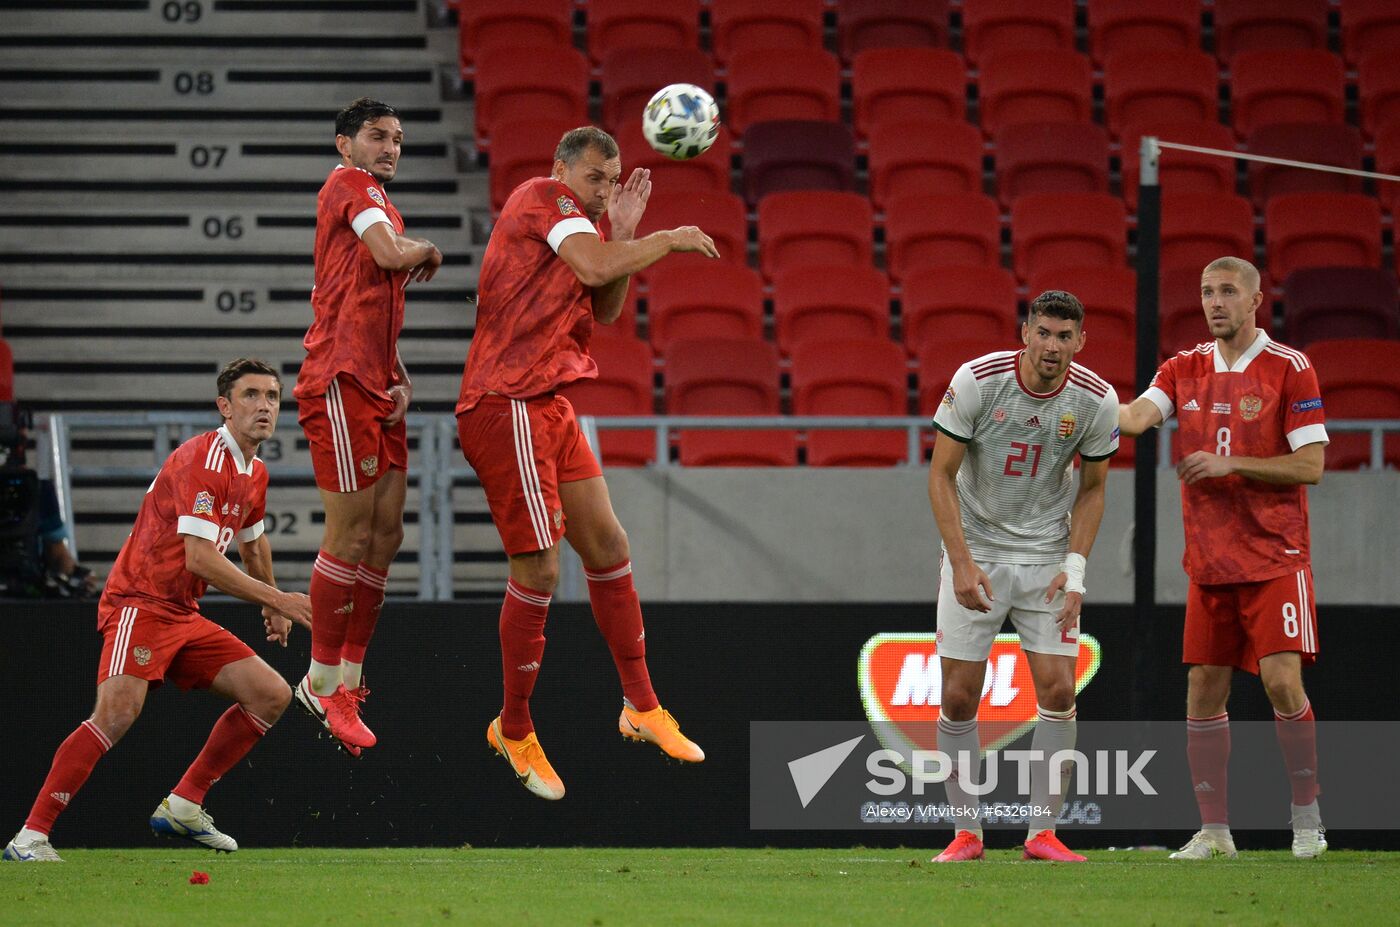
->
[295, 165, 408, 402]
[1144, 333, 1328, 585]
[457, 177, 602, 413]
[102, 426, 269, 620]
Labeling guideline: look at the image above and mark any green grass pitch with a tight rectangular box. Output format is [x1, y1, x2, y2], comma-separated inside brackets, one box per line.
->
[3, 847, 1394, 926]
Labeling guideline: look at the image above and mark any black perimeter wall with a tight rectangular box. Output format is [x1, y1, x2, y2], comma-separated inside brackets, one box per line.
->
[1, 602, 1394, 849]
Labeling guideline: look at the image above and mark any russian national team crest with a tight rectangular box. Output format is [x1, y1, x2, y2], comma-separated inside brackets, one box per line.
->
[1240, 395, 1263, 421]
[859, 632, 1102, 760]
[1058, 412, 1077, 439]
[557, 195, 581, 217]
[360, 455, 379, 478]
[367, 186, 385, 208]
[193, 491, 214, 516]
[133, 646, 152, 667]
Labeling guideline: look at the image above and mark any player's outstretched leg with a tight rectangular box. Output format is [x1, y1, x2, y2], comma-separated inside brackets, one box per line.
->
[618, 699, 704, 763]
[487, 716, 565, 801]
[149, 797, 238, 852]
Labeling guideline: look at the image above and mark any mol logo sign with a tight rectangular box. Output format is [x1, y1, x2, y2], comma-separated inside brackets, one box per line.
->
[858, 633, 1102, 761]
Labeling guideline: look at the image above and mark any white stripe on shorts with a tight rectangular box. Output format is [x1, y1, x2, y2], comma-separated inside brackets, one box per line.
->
[109, 606, 137, 677]
[326, 379, 358, 493]
[510, 399, 553, 550]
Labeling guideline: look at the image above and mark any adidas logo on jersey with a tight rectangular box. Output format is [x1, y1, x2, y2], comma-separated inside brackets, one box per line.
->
[516, 661, 541, 673]
[1182, 399, 1200, 411]
[1024, 415, 1042, 428]
[50, 791, 71, 806]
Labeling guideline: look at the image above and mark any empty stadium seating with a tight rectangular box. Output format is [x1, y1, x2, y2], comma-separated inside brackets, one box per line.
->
[472, 44, 589, 145]
[1376, 122, 1400, 215]
[725, 48, 842, 135]
[883, 192, 1002, 282]
[1088, 0, 1201, 64]
[1265, 192, 1384, 279]
[851, 47, 967, 138]
[961, 0, 1076, 65]
[1358, 52, 1400, 139]
[790, 337, 910, 466]
[1011, 193, 1127, 282]
[1342, 0, 1400, 65]
[560, 332, 657, 466]
[977, 49, 1094, 135]
[646, 263, 765, 353]
[1307, 338, 1400, 469]
[773, 265, 891, 355]
[1102, 48, 1219, 136]
[1120, 121, 1238, 210]
[613, 119, 733, 195]
[598, 46, 714, 133]
[1214, 0, 1330, 61]
[1229, 50, 1346, 137]
[1027, 265, 1138, 342]
[460, 0, 571, 73]
[587, 0, 701, 63]
[710, 0, 825, 64]
[916, 338, 1013, 415]
[866, 118, 984, 209]
[900, 265, 1020, 354]
[838, 0, 949, 59]
[1160, 192, 1255, 275]
[741, 120, 856, 204]
[757, 191, 874, 280]
[487, 119, 577, 212]
[1245, 123, 1365, 207]
[1283, 267, 1400, 346]
[993, 121, 1110, 206]
[626, 191, 749, 282]
[664, 337, 796, 466]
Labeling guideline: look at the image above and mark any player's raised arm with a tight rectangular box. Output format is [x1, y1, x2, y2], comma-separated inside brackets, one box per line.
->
[556, 224, 717, 289]
[360, 222, 442, 278]
[185, 534, 311, 627]
[1119, 395, 1165, 437]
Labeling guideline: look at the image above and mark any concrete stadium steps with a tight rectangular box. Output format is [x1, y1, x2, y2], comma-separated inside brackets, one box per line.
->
[0, 281, 478, 330]
[8, 102, 474, 138]
[1, 64, 449, 109]
[0, 251, 481, 285]
[1, 1, 428, 38]
[0, 206, 474, 252]
[11, 330, 472, 365]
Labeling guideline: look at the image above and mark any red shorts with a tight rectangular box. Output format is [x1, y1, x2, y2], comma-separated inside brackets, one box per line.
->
[1184, 568, 1319, 675]
[299, 373, 408, 494]
[97, 599, 254, 690]
[457, 394, 603, 555]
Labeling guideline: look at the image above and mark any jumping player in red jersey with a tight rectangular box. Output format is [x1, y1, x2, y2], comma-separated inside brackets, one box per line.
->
[1119, 256, 1329, 860]
[2, 359, 312, 863]
[458, 126, 716, 800]
[293, 98, 442, 756]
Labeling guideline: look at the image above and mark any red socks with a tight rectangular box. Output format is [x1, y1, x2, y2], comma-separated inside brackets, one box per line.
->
[310, 550, 357, 664]
[586, 561, 658, 712]
[24, 720, 111, 835]
[343, 563, 389, 666]
[174, 706, 270, 805]
[1275, 699, 1320, 805]
[1186, 713, 1231, 826]
[499, 579, 550, 740]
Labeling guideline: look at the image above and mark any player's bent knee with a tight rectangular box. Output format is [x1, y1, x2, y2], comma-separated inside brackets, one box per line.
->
[93, 699, 142, 743]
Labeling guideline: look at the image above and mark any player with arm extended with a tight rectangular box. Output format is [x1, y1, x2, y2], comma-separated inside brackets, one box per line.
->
[1119, 257, 1328, 861]
[3, 359, 312, 862]
[457, 126, 716, 800]
[927, 291, 1119, 863]
[292, 98, 442, 756]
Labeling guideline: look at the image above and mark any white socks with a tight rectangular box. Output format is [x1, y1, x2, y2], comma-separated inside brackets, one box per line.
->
[1028, 703, 1078, 837]
[168, 794, 201, 819]
[308, 659, 342, 696]
[341, 660, 364, 691]
[938, 712, 984, 841]
[16, 826, 47, 844]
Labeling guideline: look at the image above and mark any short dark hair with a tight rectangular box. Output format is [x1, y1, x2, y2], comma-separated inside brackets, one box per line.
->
[336, 97, 400, 139]
[217, 358, 281, 401]
[554, 126, 619, 165]
[1028, 289, 1086, 326]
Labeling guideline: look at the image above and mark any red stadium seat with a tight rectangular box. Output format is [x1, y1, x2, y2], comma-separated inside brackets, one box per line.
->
[460, 0, 571, 73]
[1069, 336, 1137, 466]
[647, 263, 764, 353]
[866, 118, 983, 209]
[1120, 121, 1238, 211]
[791, 337, 910, 466]
[1358, 52, 1400, 140]
[1159, 266, 1274, 358]
[1102, 49, 1219, 137]
[710, 0, 825, 65]
[773, 265, 891, 355]
[487, 119, 577, 212]
[901, 265, 1019, 354]
[1283, 267, 1400, 347]
[560, 332, 657, 466]
[1088, 0, 1201, 64]
[962, 0, 1076, 65]
[0, 339, 12, 403]
[626, 190, 749, 283]
[1376, 122, 1400, 215]
[838, 0, 949, 60]
[665, 337, 796, 466]
[473, 45, 590, 145]
[1160, 192, 1255, 276]
[993, 121, 1110, 207]
[1011, 193, 1127, 282]
[1230, 50, 1346, 137]
[741, 120, 856, 204]
[977, 49, 1094, 135]
[916, 338, 1014, 415]
[1245, 123, 1365, 208]
[1307, 338, 1400, 469]
[725, 48, 842, 135]
[851, 48, 967, 139]
[613, 118, 732, 195]
[598, 46, 713, 133]
[1266, 192, 1383, 279]
[758, 191, 873, 280]
[1214, 0, 1329, 61]
[1343, 0, 1400, 65]
[884, 192, 1002, 283]
[1027, 265, 1137, 342]
[587, 0, 700, 63]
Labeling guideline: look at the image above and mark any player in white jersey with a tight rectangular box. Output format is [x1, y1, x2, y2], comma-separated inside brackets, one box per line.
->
[927, 290, 1119, 863]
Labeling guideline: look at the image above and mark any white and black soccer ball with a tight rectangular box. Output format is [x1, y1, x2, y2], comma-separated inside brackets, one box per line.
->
[641, 83, 720, 160]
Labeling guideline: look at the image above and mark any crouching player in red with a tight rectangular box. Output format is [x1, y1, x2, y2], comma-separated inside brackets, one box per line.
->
[3, 359, 312, 862]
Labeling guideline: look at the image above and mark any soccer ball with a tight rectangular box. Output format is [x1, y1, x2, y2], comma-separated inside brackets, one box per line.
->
[641, 83, 720, 160]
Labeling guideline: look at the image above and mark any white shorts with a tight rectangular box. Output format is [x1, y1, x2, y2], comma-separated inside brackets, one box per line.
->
[935, 558, 1081, 662]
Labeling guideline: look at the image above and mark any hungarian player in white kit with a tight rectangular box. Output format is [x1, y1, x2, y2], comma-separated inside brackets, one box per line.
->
[927, 290, 1119, 863]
